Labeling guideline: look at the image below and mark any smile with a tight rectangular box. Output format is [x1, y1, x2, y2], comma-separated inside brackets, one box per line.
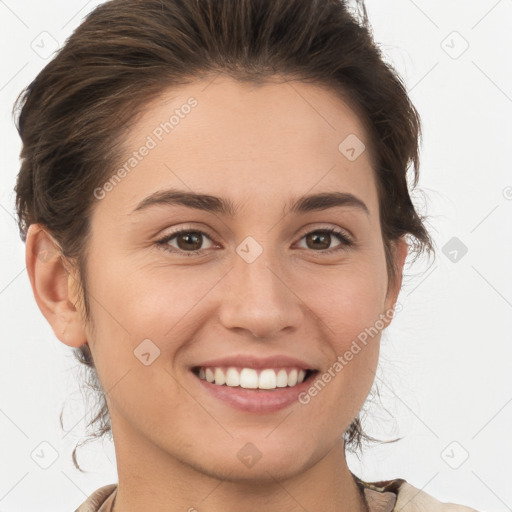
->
[193, 366, 317, 390]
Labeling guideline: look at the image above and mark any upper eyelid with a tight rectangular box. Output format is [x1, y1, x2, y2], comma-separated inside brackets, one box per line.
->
[158, 223, 352, 238]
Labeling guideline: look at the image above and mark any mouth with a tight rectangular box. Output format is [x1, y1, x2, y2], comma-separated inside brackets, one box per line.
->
[191, 365, 319, 391]
[189, 355, 321, 413]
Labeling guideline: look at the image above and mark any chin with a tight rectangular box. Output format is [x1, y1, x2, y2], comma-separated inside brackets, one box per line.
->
[198, 456, 310, 484]
[183, 434, 321, 485]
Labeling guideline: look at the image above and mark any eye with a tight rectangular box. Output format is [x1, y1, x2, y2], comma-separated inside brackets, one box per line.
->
[155, 226, 354, 256]
[156, 228, 216, 256]
[296, 228, 354, 253]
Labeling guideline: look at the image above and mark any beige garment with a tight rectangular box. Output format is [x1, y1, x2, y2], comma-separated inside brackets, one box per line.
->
[354, 476, 480, 512]
[74, 483, 116, 512]
[74, 476, 480, 512]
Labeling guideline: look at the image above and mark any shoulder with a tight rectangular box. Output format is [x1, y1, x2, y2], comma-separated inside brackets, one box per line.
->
[354, 475, 480, 512]
[395, 480, 480, 512]
[75, 478, 481, 512]
[74, 483, 117, 512]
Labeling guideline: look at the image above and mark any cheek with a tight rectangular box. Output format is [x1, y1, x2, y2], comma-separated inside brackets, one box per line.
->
[290, 264, 384, 415]
[294, 261, 387, 341]
[84, 259, 221, 397]
[86, 248, 210, 338]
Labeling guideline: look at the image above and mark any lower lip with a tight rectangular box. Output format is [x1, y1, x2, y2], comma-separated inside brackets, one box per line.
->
[192, 371, 316, 413]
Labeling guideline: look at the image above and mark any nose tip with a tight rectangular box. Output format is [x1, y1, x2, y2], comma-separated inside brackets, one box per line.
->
[217, 258, 303, 340]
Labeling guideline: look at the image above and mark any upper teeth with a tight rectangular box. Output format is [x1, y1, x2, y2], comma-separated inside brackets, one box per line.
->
[198, 367, 307, 389]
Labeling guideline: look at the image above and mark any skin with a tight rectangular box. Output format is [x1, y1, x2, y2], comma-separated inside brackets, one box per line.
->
[26, 75, 407, 512]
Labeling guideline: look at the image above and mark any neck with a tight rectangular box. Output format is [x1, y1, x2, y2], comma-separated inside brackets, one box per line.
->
[111, 420, 367, 512]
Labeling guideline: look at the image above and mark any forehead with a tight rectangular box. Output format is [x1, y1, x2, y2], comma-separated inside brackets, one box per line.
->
[95, 76, 378, 218]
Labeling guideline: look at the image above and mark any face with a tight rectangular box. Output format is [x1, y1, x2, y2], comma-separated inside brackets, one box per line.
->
[30, 76, 407, 483]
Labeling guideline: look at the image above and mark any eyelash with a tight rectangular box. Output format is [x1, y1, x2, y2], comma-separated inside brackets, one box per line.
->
[155, 227, 354, 257]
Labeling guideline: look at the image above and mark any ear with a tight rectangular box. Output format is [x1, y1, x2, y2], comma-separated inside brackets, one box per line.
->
[384, 236, 408, 314]
[25, 224, 88, 348]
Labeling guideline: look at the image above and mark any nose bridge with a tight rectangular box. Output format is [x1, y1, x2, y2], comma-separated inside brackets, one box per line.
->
[218, 239, 302, 338]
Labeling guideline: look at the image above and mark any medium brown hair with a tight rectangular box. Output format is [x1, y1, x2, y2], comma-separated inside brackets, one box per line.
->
[13, 0, 435, 471]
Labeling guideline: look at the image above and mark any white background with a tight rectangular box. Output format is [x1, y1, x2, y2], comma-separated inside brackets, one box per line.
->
[0, 1, 511, 511]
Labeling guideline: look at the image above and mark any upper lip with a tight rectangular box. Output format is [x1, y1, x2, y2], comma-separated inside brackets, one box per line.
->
[192, 354, 317, 371]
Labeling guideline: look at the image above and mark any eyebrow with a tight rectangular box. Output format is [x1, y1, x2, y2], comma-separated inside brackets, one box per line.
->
[130, 188, 370, 217]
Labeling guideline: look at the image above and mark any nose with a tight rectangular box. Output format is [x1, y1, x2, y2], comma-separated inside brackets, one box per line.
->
[217, 249, 304, 340]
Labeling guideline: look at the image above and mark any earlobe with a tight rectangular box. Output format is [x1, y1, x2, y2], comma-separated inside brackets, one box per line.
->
[25, 224, 88, 348]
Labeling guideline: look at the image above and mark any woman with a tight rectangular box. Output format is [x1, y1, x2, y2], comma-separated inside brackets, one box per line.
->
[14, 0, 480, 510]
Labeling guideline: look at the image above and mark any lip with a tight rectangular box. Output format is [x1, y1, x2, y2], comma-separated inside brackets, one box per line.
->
[191, 369, 318, 414]
[189, 354, 319, 413]
[191, 354, 316, 371]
